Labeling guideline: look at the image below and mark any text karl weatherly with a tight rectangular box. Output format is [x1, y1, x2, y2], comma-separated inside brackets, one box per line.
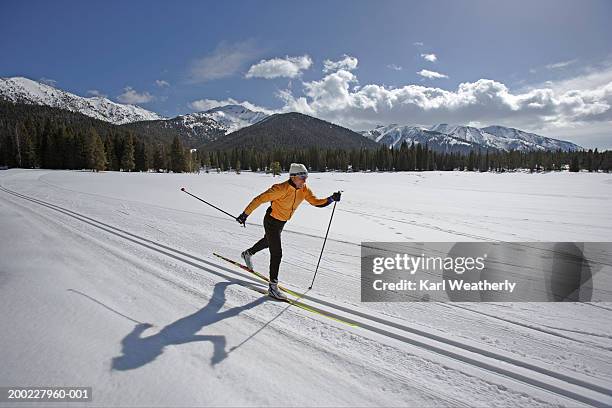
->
[372, 279, 517, 293]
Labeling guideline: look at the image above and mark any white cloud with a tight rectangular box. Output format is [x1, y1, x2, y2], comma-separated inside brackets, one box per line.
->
[417, 69, 448, 79]
[40, 77, 57, 87]
[387, 64, 403, 71]
[275, 64, 612, 143]
[155, 79, 170, 87]
[117, 87, 154, 104]
[545, 59, 577, 70]
[538, 63, 612, 94]
[530, 59, 578, 74]
[413, 42, 424, 46]
[245, 55, 312, 79]
[189, 40, 259, 83]
[277, 89, 316, 116]
[87, 89, 107, 98]
[323, 55, 358, 73]
[189, 97, 276, 115]
[421, 53, 437, 62]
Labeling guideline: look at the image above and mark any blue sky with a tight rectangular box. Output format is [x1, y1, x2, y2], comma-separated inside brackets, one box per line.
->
[1, 0, 611, 148]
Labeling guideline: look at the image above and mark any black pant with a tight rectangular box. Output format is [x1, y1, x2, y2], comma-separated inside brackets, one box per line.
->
[248, 207, 286, 283]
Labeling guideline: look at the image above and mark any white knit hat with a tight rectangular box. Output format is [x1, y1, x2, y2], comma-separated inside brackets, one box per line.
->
[289, 163, 308, 176]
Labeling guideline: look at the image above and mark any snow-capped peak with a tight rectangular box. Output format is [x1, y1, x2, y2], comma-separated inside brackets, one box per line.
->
[205, 104, 254, 115]
[358, 124, 483, 154]
[193, 104, 269, 134]
[0, 76, 164, 125]
[428, 123, 582, 152]
[360, 122, 582, 153]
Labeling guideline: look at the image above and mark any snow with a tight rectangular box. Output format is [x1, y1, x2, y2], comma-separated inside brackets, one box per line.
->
[0, 77, 164, 124]
[359, 124, 475, 154]
[361, 122, 582, 152]
[428, 124, 582, 152]
[170, 105, 269, 138]
[1, 169, 611, 407]
[0, 78, 267, 133]
[201, 105, 269, 134]
[482, 125, 582, 152]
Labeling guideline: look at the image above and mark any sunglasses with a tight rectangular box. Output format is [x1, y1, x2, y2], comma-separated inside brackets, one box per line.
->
[292, 173, 308, 180]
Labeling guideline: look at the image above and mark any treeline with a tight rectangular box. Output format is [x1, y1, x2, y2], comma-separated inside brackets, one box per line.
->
[0, 101, 197, 172]
[1, 100, 611, 173]
[203, 142, 612, 173]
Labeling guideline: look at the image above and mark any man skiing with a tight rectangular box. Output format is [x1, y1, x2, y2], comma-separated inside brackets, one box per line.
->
[236, 163, 341, 299]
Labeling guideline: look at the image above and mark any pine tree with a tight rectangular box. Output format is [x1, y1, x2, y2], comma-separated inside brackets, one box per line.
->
[81, 128, 97, 169]
[152, 144, 167, 172]
[13, 123, 23, 167]
[134, 139, 148, 172]
[22, 131, 36, 168]
[186, 149, 197, 173]
[103, 137, 115, 171]
[92, 133, 107, 172]
[203, 151, 211, 173]
[569, 155, 580, 172]
[121, 135, 135, 171]
[170, 136, 187, 173]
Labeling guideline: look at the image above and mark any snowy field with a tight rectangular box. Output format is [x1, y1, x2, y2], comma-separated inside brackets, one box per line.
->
[1, 168, 612, 407]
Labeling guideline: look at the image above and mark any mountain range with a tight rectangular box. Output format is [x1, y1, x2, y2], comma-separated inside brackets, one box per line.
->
[0, 76, 582, 152]
[360, 123, 582, 153]
[0, 77, 268, 144]
[0, 77, 164, 124]
[121, 105, 272, 146]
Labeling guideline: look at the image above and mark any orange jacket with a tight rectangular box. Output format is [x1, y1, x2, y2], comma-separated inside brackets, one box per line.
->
[244, 179, 330, 221]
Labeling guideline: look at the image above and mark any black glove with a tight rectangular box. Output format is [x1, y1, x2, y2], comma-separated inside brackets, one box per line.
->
[331, 191, 341, 202]
[236, 212, 248, 225]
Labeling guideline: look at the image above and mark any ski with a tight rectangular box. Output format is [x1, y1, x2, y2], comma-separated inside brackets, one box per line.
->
[213, 252, 357, 327]
[213, 252, 302, 297]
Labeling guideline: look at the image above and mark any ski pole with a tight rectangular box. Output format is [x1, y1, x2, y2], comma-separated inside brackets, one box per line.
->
[309, 191, 341, 289]
[180, 187, 245, 227]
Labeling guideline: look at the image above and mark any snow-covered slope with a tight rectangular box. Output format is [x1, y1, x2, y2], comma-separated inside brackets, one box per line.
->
[362, 123, 582, 153]
[481, 125, 582, 152]
[429, 123, 582, 152]
[122, 105, 270, 147]
[198, 104, 269, 134]
[139, 113, 227, 144]
[359, 124, 400, 142]
[1, 169, 611, 407]
[0, 77, 164, 124]
[360, 124, 489, 153]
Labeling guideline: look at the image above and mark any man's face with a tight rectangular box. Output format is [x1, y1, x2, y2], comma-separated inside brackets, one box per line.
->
[291, 175, 307, 188]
